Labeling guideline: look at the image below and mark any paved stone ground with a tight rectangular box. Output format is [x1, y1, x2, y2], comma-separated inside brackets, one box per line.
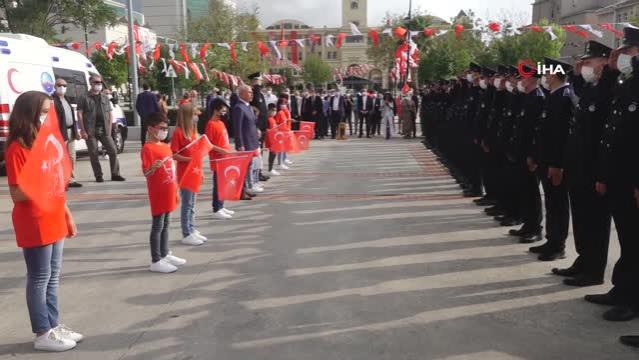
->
[0, 137, 637, 360]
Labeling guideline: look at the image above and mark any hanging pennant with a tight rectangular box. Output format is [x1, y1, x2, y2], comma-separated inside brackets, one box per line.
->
[336, 33, 346, 48]
[368, 29, 379, 47]
[454, 24, 464, 39]
[424, 28, 434, 37]
[268, 40, 282, 59]
[580, 24, 603, 38]
[545, 26, 558, 41]
[435, 30, 449, 37]
[240, 42, 248, 52]
[562, 25, 589, 39]
[199, 42, 210, 63]
[188, 62, 203, 81]
[382, 28, 392, 36]
[179, 43, 191, 63]
[294, 39, 306, 48]
[325, 34, 335, 47]
[91, 42, 102, 53]
[257, 41, 270, 56]
[168, 43, 176, 59]
[394, 26, 407, 38]
[599, 23, 624, 38]
[229, 41, 238, 63]
[153, 43, 161, 61]
[488, 22, 501, 33]
[350, 22, 362, 36]
[190, 43, 198, 59]
[278, 39, 289, 48]
[529, 25, 544, 33]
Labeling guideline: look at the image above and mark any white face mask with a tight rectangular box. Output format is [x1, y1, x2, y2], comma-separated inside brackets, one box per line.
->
[617, 54, 634, 75]
[266, 90, 272, 96]
[466, 74, 474, 82]
[39, 114, 47, 124]
[479, 79, 488, 89]
[93, 84, 103, 92]
[157, 129, 168, 141]
[541, 76, 551, 90]
[581, 66, 597, 83]
[505, 82, 514, 93]
[56, 86, 67, 96]
[517, 81, 525, 93]
[494, 78, 502, 88]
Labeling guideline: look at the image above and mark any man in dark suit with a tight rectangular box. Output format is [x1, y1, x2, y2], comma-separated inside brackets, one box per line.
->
[359, 89, 374, 138]
[233, 85, 261, 198]
[328, 89, 346, 139]
[136, 83, 159, 145]
[53, 77, 82, 188]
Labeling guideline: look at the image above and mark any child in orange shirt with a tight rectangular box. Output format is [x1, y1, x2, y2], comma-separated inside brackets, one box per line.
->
[265, 103, 281, 176]
[142, 113, 186, 273]
[5, 91, 82, 351]
[205, 98, 234, 219]
[171, 103, 207, 246]
[275, 96, 293, 170]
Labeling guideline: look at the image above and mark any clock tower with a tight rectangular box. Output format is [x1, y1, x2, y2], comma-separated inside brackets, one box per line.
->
[342, 0, 367, 28]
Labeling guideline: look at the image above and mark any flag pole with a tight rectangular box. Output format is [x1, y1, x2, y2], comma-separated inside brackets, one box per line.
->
[404, 0, 412, 88]
[126, 0, 140, 127]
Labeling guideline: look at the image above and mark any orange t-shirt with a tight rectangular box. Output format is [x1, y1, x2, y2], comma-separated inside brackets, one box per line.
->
[205, 119, 232, 169]
[142, 142, 178, 216]
[170, 127, 197, 183]
[178, 99, 191, 106]
[5, 141, 67, 248]
[265, 116, 278, 149]
[275, 109, 292, 131]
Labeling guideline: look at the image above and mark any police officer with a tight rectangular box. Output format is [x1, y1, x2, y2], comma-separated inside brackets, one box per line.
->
[473, 67, 498, 206]
[462, 63, 483, 197]
[585, 26, 639, 323]
[528, 57, 574, 262]
[508, 64, 544, 243]
[553, 41, 617, 287]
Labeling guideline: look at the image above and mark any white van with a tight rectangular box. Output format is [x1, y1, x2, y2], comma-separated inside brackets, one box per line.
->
[0, 33, 127, 175]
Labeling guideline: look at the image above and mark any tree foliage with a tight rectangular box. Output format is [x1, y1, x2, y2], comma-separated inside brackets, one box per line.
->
[302, 54, 332, 86]
[0, 0, 118, 42]
[91, 51, 128, 88]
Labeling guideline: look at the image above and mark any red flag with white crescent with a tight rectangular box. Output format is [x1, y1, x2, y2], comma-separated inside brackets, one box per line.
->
[214, 154, 252, 201]
[179, 135, 213, 193]
[294, 131, 311, 151]
[266, 129, 287, 152]
[284, 131, 302, 153]
[17, 109, 71, 212]
[299, 121, 316, 138]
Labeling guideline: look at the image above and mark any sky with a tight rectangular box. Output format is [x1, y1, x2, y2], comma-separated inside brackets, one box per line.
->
[235, 0, 533, 28]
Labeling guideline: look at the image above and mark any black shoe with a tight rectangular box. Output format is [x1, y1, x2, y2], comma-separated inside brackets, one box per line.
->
[529, 242, 550, 254]
[259, 174, 270, 182]
[487, 210, 506, 217]
[619, 335, 639, 348]
[111, 175, 126, 182]
[500, 218, 522, 227]
[366, 135, 371, 138]
[476, 198, 496, 206]
[603, 306, 638, 322]
[538, 250, 565, 262]
[68, 182, 83, 188]
[484, 206, 502, 213]
[584, 293, 617, 306]
[463, 191, 482, 198]
[494, 215, 508, 222]
[96, 176, 104, 183]
[520, 233, 542, 244]
[358, 135, 363, 138]
[563, 276, 604, 287]
[551, 266, 581, 277]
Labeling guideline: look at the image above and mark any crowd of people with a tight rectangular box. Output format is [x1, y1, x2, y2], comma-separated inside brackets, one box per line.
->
[418, 27, 639, 348]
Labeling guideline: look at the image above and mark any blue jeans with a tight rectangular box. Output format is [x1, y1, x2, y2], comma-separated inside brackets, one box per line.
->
[244, 157, 255, 189]
[180, 189, 197, 237]
[212, 171, 224, 212]
[150, 213, 170, 263]
[23, 240, 64, 334]
[278, 152, 287, 165]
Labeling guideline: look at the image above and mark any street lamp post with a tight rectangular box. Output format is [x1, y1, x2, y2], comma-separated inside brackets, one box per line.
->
[126, 0, 140, 126]
[403, 0, 412, 88]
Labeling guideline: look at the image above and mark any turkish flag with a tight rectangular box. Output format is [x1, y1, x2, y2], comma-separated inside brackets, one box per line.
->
[180, 135, 213, 193]
[299, 121, 316, 138]
[284, 131, 302, 153]
[17, 109, 71, 212]
[266, 129, 287, 152]
[214, 154, 252, 201]
[294, 131, 311, 151]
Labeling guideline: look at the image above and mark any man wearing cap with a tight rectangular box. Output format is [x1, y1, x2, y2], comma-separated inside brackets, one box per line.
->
[528, 57, 574, 262]
[585, 26, 639, 323]
[508, 63, 544, 243]
[472, 67, 497, 206]
[551, 41, 617, 287]
[248, 72, 270, 182]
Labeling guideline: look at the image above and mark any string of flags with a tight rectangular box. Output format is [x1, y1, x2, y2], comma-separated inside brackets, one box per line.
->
[332, 64, 377, 81]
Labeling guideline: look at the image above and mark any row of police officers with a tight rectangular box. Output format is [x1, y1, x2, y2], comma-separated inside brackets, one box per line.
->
[420, 26, 639, 348]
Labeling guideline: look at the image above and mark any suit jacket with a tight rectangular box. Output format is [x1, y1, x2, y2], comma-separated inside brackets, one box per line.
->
[250, 85, 268, 131]
[329, 95, 346, 118]
[360, 96, 374, 114]
[290, 95, 301, 120]
[53, 95, 78, 141]
[232, 101, 259, 151]
[135, 91, 159, 122]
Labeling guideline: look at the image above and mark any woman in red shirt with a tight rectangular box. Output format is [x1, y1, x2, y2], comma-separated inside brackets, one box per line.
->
[205, 98, 234, 219]
[142, 113, 186, 274]
[5, 91, 82, 352]
[275, 96, 293, 170]
[171, 104, 207, 246]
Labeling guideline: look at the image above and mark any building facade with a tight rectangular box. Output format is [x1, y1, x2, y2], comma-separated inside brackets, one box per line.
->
[532, 0, 639, 58]
[143, 0, 236, 38]
[255, 0, 388, 90]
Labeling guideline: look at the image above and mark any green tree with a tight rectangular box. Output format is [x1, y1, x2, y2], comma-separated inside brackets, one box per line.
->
[0, 0, 117, 42]
[302, 54, 331, 86]
[91, 51, 128, 87]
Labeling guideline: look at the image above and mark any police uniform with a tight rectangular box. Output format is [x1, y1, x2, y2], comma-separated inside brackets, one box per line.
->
[561, 41, 616, 285]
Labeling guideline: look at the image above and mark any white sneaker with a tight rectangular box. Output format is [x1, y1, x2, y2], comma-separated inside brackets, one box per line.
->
[255, 184, 265, 191]
[34, 329, 76, 352]
[181, 234, 204, 246]
[278, 164, 290, 170]
[54, 325, 83, 343]
[245, 189, 257, 196]
[164, 253, 186, 266]
[221, 208, 235, 215]
[213, 211, 233, 220]
[269, 169, 281, 176]
[149, 259, 177, 273]
[192, 231, 208, 242]
[285, 159, 293, 165]
[251, 185, 264, 193]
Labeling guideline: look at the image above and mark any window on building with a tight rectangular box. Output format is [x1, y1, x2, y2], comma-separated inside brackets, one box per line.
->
[317, 51, 322, 58]
[351, 1, 358, 10]
[298, 52, 303, 61]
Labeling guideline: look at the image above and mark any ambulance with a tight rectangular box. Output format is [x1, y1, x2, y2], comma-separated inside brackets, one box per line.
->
[0, 33, 127, 175]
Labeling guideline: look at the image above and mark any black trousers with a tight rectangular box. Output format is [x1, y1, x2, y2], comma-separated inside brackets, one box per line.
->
[329, 113, 341, 138]
[150, 212, 170, 263]
[607, 182, 639, 305]
[500, 159, 522, 218]
[318, 115, 328, 138]
[519, 165, 543, 233]
[568, 180, 611, 279]
[358, 112, 369, 136]
[538, 166, 570, 252]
